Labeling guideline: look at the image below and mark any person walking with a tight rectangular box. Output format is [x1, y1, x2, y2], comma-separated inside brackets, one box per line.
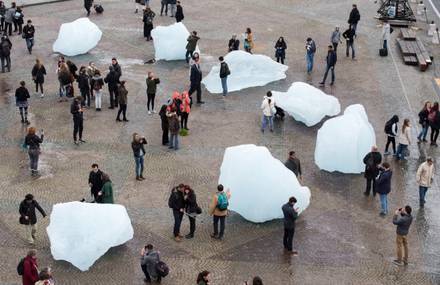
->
[15, 6, 23, 34]
[99, 173, 114, 204]
[0, 34, 12, 73]
[189, 54, 204, 104]
[281, 196, 299, 255]
[209, 184, 231, 240]
[104, 66, 119, 109]
[428, 101, 440, 146]
[159, 104, 169, 145]
[416, 157, 435, 207]
[24, 127, 43, 175]
[160, 0, 168, 16]
[4, 2, 15, 36]
[22, 249, 39, 285]
[382, 20, 391, 50]
[275, 37, 287, 64]
[244, 27, 254, 53]
[168, 184, 185, 241]
[84, 0, 93, 16]
[384, 115, 399, 155]
[228, 34, 240, 52]
[77, 66, 90, 107]
[167, 106, 180, 150]
[140, 244, 161, 283]
[197, 271, 211, 285]
[330, 26, 342, 52]
[0, 1, 6, 32]
[92, 70, 104, 111]
[284, 151, 302, 180]
[131, 133, 147, 181]
[116, 81, 129, 121]
[392, 206, 413, 266]
[184, 185, 199, 238]
[319, 45, 337, 86]
[362, 146, 382, 196]
[347, 4, 360, 34]
[88, 163, 103, 203]
[185, 31, 199, 63]
[342, 25, 356, 59]
[19, 194, 46, 244]
[305, 37, 316, 74]
[417, 101, 431, 143]
[180, 91, 190, 130]
[146, 71, 160, 114]
[31, 59, 46, 98]
[260, 91, 275, 133]
[71, 96, 85, 145]
[396, 118, 411, 160]
[22, 20, 35, 54]
[15, 81, 30, 124]
[219, 56, 230, 96]
[143, 7, 155, 41]
[175, 1, 184, 22]
[376, 162, 392, 216]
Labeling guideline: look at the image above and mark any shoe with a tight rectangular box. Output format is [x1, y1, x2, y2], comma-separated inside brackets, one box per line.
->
[379, 212, 386, 217]
[136, 177, 143, 181]
[108, 107, 114, 109]
[185, 234, 194, 239]
[363, 192, 369, 196]
[135, 8, 138, 13]
[197, 101, 205, 104]
[123, 119, 129, 122]
[40, 93, 44, 98]
[403, 261, 408, 266]
[174, 236, 182, 242]
[423, 139, 428, 142]
[116, 118, 122, 122]
[393, 260, 404, 266]
[291, 250, 299, 256]
[139, 175, 145, 180]
[168, 146, 174, 149]
[31, 234, 36, 240]
[210, 233, 218, 239]
[21, 118, 24, 123]
[152, 110, 156, 114]
[74, 141, 79, 145]
[384, 151, 391, 155]
[25, 120, 30, 125]
[330, 82, 334, 86]
[79, 139, 86, 143]
[319, 82, 324, 86]
[148, 111, 152, 115]
[270, 129, 274, 132]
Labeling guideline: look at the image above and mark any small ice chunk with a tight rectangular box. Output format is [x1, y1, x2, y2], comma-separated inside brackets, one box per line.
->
[202, 50, 288, 94]
[218, 144, 310, 223]
[314, 104, 376, 173]
[272, 82, 341, 126]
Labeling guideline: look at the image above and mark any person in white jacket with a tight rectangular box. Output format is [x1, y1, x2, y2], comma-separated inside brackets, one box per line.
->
[382, 20, 391, 50]
[416, 157, 434, 207]
[261, 91, 275, 133]
[396, 118, 411, 160]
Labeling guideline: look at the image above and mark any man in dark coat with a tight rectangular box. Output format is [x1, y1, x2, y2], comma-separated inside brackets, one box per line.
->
[228, 34, 240, 52]
[19, 194, 46, 244]
[282, 197, 299, 255]
[22, 20, 35, 54]
[363, 146, 382, 196]
[71, 96, 85, 145]
[175, 1, 184, 22]
[347, 4, 360, 33]
[376, 162, 392, 216]
[319, 45, 337, 86]
[88, 163, 103, 202]
[84, 0, 93, 16]
[0, 34, 12, 73]
[104, 65, 119, 109]
[189, 55, 203, 104]
[284, 151, 302, 180]
[168, 184, 185, 241]
[342, 26, 356, 59]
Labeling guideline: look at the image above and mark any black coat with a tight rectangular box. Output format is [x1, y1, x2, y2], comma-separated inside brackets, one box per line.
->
[219, 62, 230, 79]
[19, 199, 46, 225]
[159, 108, 169, 130]
[31, 65, 46, 84]
[104, 70, 119, 89]
[275, 41, 287, 58]
[184, 191, 197, 213]
[77, 73, 90, 91]
[418, 109, 429, 127]
[84, 0, 93, 8]
[175, 5, 184, 22]
[376, 169, 392, 195]
[88, 169, 103, 194]
[168, 188, 185, 210]
[342, 28, 356, 43]
[15, 86, 30, 102]
[285, 157, 301, 177]
[429, 110, 440, 130]
[23, 25, 35, 39]
[190, 64, 202, 85]
[0, 37, 12, 57]
[112, 63, 122, 79]
[25, 134, 43, 149]
[282, 203, 298, 229]
[348, 8, 360, 24]
[132, 139, 147, 157]
[70, 100, 83, 120]
[228, 38, 239, 51]
[363, 151, 382, 179]
[326, 50, 337, 67]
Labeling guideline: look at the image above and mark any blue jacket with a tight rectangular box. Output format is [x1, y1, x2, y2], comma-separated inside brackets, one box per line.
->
[376, 169, 392, 195]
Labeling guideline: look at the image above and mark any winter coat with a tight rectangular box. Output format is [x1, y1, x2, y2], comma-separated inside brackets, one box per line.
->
[89, 169, 103, 194]
[159, 107, 169, 131]
[363, 151, 382, 179]
[84, 0, 93, 9]
[208, 191, 230, 217]
[104, 70, 119, 89]
[24, 134, 43, 149]
[429, 110, 440, 129]
[184, 191, 198, 213]
[382, 23, 391, 41]
[31, 65, 46, 84]
[70, 100, 83, 120]
[143, 10, 155, 25]
[175, 5, 184, 22]
[190, 63, 202, 85]
[393, 213, 412, 236]
[376, 169, 392, 195]
[15, 8, 23, 25]
[228, 38, 240, 51]
[168, 187, 185, 210]
[282, 202, 298, 229]
[66, 62, 78, 79]
[418, 109, 429, 127]
[306, 40, 316, 55]
[22, 256, 39, 285]
[0, 5, 6, 17]
[275, 41, 287, 58]
[331, 30, 341, 44]
[0, 37, 12, 56]
[141, 250, 160, 279]
[219, 62, 230, 79]
[168, 113, 180, 134]
[343, 28, 355, 43]
[112, 63, 122, 78]
[15, 86, 30, 103]
[416, 161, 434, 187]
[186, 34, 199, 52]
[285, 157, 301, 177]
[398, 126, 411, 145]
[77, 72, 90, 91]
[23, 25, 35, 39]
[58, 70, 71, 86]
[146, 77, 160, 94]
[326, 50, 337, 67]
[180, 93, 191, 113]
[348, 7, 360, 24]
[92, 75, 104, 90]
[101, 181, 114, 204]
[118, 84, 128, 105]
[19, 199, 46, 225]
[132, 138, 147, 157]
[261, 96, 275, 116]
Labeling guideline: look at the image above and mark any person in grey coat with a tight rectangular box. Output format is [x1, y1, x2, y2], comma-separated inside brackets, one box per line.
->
[330, 26, 342, 52]
[281, 197, 299, 255]
[392, 206, 413, 266]
[4, 2, 15, 36]
[140, 244, 161, 283]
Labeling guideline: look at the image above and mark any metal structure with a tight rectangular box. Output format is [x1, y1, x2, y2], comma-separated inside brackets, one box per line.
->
[377, 0, 416, 22]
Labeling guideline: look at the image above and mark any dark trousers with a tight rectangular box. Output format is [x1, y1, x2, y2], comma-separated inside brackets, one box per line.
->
[0, 17, 4, 30]
[430, 127, 439, 143]
[332, 42, 338, 51]
[35, 83, 43, 94]
[117, 104, 127, 120]
[276, 56, 285, 64]
[147, 93, 156, 111]
[322, 65, 335, 84]
[73, 117, 83, 141]
[160, 2, 168, 15]
[18, 23, 22, 34]
[141, 264, 161, 283]
[189, 83, 202, 103]
[1, 55, 10, 72]
[283, 227, 295, 251]
[19, 106, 28, 121]
[188, 215, 196, 235]
[181, 112, 188, 129]
[385, 136, 396, 153]
[185, 50, 194, 63]
[4, 22, 12, 36]
[365, 178, 376, 195]
[213, 215, 225, 238]
[162, 128, 169, 145]
[109, 86, 117, 108]
[172, 209, 183, 237]
[81, 89, 90, 107]
[86, 6, 91, 16]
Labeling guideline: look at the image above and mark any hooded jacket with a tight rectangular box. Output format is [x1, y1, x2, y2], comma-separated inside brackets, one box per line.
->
[261, 96, 275, 116]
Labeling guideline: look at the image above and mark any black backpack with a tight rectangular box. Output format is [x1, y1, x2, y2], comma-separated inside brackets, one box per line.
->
[94, 4, 104, 13]
[17, 258, 25, 275]
[156, 261, 169, 277]
[384, 119, 393, 135]
[1, 40, 10, 56]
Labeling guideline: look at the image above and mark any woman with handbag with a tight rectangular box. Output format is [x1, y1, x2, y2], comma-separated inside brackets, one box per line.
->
[184, 185, 200, 239]
[24, 127, 44, 175]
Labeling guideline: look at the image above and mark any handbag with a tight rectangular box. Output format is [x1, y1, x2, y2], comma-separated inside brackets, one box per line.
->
[196, 205, 202, 214]
[19, 216, 27, 225]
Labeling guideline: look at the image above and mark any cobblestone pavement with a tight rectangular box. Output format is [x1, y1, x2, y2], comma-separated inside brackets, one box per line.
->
[0, 0, 439, 284]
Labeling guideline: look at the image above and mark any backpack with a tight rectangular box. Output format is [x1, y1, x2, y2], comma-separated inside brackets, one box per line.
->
[156, 261, 169, 277]
[17, 258, 25, 275]
[1, 40, 10, 56]
[384, 119, 393, 135]
[216, 192, 228, 211]
[94, 4, 104, 13]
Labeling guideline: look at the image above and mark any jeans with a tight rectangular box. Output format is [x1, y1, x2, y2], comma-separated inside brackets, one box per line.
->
[95, 90, 102, 109]
[221, 77, 228, 96]
[117, 104, 127, 120]
[396, 234, 408, 263]
[5, 21, 12, 36]
[261, 115, 273, 131]
[430, 127, 439, 143]
[419, 186, 428, 206]
[28, 148, 40, 171]
[59, 84, 67, 98]
[379, 194, 388, 214]
[365, 178, 376, 195]
[385, 136, 396, 154]
[396, 143, 408, 160]
[322, 65, 335, 84]
[172, 209, 183, 237]
[73, 117, 83, 141]
[188, 83, 202, 103]
[134, 156, 144, 177]
[350, 22, 358, 34]
[213, 215, 225, 238]
[417, 125, 428, 141]
[283, 227, 295, 251]
[185, 50, 194, 63]
[346, 41, 355, 58]
[306, 52, 314, 73]
[147, 93, 155, 111]
[19, 106, 28, 121]
[1, 55, 11, 72]
[169, 133, 179, 150]
[25, 37, 34, 53]
[169, 4, 176, 16]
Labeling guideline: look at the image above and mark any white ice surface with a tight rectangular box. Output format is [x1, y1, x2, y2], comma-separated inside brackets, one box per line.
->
[53, 18, 102, 56]
[46, 202, 134, 271]
[218, 144, 310, 223]
[314, 104, 376, 173]
[202, 50, 288, 94]
[272, 82, 341, 126]
[151, 22, 200, 61]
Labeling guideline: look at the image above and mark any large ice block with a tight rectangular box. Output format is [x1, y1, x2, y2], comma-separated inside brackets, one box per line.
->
[314, 104, 376, 173]
[272, 82, 340, 126]
[53, 18, 102, 56]
[202, 50, 288, 94]
[46, 202, 134, 271]
[218, 144, 310, 223]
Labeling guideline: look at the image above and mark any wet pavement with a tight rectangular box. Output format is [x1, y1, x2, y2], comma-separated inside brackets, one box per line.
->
[0, 0, 439, 284]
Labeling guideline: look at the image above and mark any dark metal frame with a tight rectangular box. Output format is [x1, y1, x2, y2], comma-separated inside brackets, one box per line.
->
[377, 0, 416, 22]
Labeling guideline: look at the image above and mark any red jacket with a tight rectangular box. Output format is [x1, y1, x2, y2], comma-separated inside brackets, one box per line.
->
[22, 256, 39, 285]
[180, 91, 191, 114]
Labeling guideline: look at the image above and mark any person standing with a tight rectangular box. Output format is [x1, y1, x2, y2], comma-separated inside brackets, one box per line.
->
[428, 101, 440, 146]
[244, 27, 254, 53]
[274, 37, 287, 64]
[140, 244, 161, 283]
[131, 133, 147, 181]
[4, 2, 15, 36]
[0, 1, 5, 31]
[209, 184, 231, 240]
[92, 70, 104, 111]
[396, 118, 411, 160]
[416, 157, 434, 207]
[15, 81, 30, 124]
[57, 63, 71, 102]
[99, 173, 114, 204]
[22, 20, 35, 54]
[84, 0, 93, 16]
[160, 0, 168, 16]
[31, 59, 46, 98]
[19, 194, 46, 244]
[146, 71, 160, 114]
[362, 146, 382, 196]
[392, 206, 413, 266]
[77, 66, 90, 107]
[168, 184, 185, 241]
[330, 26, 342, 52]
[219, 56, 230, 96]
[347, 4, 360, 34]
[180, 91, 190, 130]
[159, 104, 169, 145]
[71, 96, 85, 145]
[376, 162, 392, 216]
[24, 127, 43, 175]
[228, 34, 240, 52]
[167, 106, 180, 150]
[184, 185, 199, 238]
[15, 6, 23, 34]
[0, 34, 12, 73]
[261, 91, 275, 133]
[104, 66, 118, 109]
[189, 54, 204, 104]
[87, 61, 97, 97]
[281, 197, 299, 255]
[168, 0, 176, 17]
[88, 163, 103, 203]
[384, 115, 399, 155]
[185, 31, 199, 63]
[22, 249, 39, 285]
[417, 101, 431, 143]
[284, 151, 302, 180]
[143, 7, 155, 41]
[305, 37, 316, 74]
[382, 20, 391, 50]
[175, 1, 184, 22]
[197, 271, 211, 285]
[112, 58, 121, 84]
[319, 45, 337, 86]
[116, 81, 129, 121]
[342, 25, 356, 59]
